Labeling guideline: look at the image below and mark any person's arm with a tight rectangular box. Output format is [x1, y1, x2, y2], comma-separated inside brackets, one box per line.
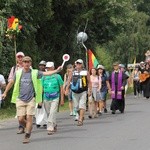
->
[60, 86, 64, 106]
[2, 80, 14, 99]
[42, 66, 62, 76]
[8, 67, 14, 82]
[97, 76, 101, 91]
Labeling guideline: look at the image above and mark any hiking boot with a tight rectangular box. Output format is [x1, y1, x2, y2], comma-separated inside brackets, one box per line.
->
[17, 127, 25, 134]
[22, 133, 31, 144]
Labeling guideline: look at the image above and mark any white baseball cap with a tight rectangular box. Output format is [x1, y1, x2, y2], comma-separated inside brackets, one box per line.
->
[16, 52, 25, 57]
[46, 62, 54, 68]
[39, 60, 46, 66]
[76, 59, 83, 64]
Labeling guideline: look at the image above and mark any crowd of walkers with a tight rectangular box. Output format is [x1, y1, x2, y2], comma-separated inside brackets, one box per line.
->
[0, 51, 150, 144]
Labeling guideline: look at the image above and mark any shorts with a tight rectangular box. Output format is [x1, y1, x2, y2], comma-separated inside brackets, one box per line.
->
[91, 87, 100, 101]
[72, 91, 87, 110]
[16, 98, 35, 116]
[99, 91, 107, 101]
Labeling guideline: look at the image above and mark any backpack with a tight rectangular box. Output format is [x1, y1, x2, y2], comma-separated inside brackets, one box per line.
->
[71, 70, 87, 93]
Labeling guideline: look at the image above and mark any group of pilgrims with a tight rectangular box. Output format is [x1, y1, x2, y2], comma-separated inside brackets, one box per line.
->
[1, 51, 150, 144]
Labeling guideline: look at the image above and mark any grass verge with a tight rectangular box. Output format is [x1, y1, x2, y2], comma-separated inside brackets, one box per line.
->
[0, 101, 69, 121]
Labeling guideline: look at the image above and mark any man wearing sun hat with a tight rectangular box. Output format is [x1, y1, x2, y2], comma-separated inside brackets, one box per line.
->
[2, 56, 62, 144]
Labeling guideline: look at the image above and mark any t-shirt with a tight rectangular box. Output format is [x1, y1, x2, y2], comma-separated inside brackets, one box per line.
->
[42, 74, 64, 101]
[14, 69, 43, 102]
[100, 73, 109, 92]
[0, 74, 6, 100]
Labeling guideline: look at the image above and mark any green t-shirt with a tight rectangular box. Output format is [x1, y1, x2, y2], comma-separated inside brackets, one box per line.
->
[42, 74, 64, 101]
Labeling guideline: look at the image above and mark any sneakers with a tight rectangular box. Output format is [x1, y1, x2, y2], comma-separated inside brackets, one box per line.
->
[70, 112, 73, 116]
[74, 113, 79, 121]
[22, 133, 30, 144]
[73, 111, 76, 116]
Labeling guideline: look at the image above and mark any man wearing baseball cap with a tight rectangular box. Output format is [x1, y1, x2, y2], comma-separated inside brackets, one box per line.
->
[8, 51, 25, 134]
[65, 59, 92, 126]
[2, 56, 62, 144]
[8, 51, 25, 82]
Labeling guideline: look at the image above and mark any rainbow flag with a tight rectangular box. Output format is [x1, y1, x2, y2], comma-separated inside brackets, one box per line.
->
[88, 49, 99, 71]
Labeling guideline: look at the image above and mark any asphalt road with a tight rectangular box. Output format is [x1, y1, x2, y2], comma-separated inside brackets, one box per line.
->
[0, 94, 150, 150]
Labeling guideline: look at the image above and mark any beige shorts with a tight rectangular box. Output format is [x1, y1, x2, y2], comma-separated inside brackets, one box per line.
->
[72, 91, 87, 110]
[16, 98, 35, 116]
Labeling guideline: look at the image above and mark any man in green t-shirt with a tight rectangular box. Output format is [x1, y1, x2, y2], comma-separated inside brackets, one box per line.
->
[42, 61, 64, 135]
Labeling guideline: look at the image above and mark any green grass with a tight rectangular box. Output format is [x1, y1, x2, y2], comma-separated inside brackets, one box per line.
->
[0, 101, 69, 121]
[0, 106, 16, 120]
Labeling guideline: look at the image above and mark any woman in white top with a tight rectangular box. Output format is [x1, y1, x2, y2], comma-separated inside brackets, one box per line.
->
[88, 68, 101, 118]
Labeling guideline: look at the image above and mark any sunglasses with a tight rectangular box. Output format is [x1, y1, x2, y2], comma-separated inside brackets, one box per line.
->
[17, 55, 23, 58]
[76, 62, 82, 64]
[23, 61, 31, 63]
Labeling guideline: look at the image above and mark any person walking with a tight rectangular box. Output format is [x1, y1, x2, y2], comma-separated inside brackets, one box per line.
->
[97, 65, 111, 114]
[0, 74, 6, 108]
[141, 63, 150, 99]
[35, 60, 47, 128]
[65, 59, 92, 126]
[88, 68, 101, 118]
[132, 66, 141, 98]
[2, 56, 62, 144]
[42, 61, 64, 135]
[109, 62, 129, 114]
[63, 64, 75, 116]
[8, 51, 25, 134]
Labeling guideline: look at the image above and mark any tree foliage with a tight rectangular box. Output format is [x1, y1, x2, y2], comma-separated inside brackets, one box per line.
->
[0, 0, 150, 105]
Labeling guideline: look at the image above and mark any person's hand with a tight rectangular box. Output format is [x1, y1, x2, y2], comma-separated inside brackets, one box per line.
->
[88, 90, 92, 97]
[2, 93, 7, 100]
[121, 86, 124, 90]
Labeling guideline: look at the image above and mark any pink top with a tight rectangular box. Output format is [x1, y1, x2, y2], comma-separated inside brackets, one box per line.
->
[90, 75, 101, 88]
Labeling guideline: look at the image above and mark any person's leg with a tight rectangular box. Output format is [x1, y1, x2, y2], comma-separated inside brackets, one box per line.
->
[78, 92, 87, 126]
[47, 99, 59, 134]
[16, 99, 26, 134]
[133, 81, 137, 97]
[22, 98, 36, 144]
[88, 95, 93, 118]
[99, 100, 104, 114]
[68, 90, 74, 115]
[72, 92, 79, 121]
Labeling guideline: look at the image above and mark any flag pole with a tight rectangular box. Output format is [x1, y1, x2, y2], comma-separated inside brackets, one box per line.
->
[14, 35, 17, 65]
[82, 42, 88, 70]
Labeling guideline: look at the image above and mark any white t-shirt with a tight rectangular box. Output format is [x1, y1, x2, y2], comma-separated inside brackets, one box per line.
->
[0, 74, 6, 100]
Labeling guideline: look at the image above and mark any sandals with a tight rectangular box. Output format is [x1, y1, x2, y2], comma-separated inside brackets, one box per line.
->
[47, 124, 57, 135]
[47, 130, 55, 135]
[77, 121, 83, 126]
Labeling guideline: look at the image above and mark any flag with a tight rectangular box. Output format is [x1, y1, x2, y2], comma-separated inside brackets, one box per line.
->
[88, 49, 99, 71]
